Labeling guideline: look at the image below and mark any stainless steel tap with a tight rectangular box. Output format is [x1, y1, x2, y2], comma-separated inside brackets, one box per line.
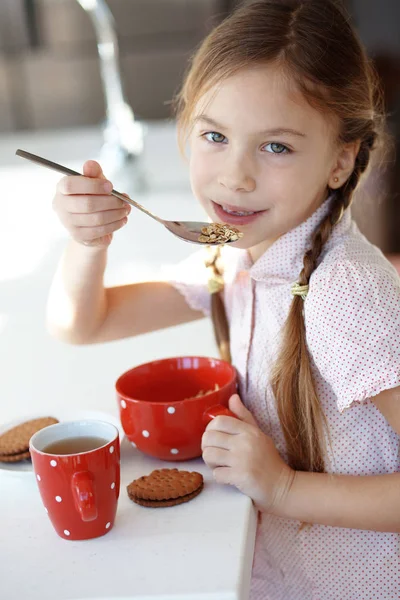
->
[76, 0, 146, 192]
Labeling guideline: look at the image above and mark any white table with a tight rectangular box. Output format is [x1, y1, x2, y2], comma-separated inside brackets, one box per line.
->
[1, 425, 257, 600]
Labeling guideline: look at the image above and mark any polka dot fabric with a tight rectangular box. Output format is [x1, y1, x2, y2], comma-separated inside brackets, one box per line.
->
[169, 196, 400, 600]
[306, 253, 400, 413]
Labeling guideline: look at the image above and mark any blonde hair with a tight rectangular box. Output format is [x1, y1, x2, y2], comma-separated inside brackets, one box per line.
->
[173, 0, 386, 473]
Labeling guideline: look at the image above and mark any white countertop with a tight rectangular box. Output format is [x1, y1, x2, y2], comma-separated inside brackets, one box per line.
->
[1, 433, 257, 600]
[0, 124, 257, 599]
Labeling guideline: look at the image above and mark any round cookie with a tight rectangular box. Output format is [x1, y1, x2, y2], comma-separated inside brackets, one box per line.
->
[0, 450, 31, 463]
[0, 417, 59, 456]
[130, 485, 204, 508]
[127, 468, 204, 507]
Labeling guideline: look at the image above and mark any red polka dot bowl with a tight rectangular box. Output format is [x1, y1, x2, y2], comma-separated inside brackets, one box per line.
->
[115, 356, 238, 461]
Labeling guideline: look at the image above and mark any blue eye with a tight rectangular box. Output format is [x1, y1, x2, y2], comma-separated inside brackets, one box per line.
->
[264, 142, 290, 154]
[203, 132, 227, 144]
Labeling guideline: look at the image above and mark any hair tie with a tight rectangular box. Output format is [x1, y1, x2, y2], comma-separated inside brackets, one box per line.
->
[291, 282, 309, 300]
[205, 246, 224, 294]
[207, 275, 224, 295]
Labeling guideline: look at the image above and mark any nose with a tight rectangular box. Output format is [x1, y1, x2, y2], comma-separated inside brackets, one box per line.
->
[217, 151, 256, 193]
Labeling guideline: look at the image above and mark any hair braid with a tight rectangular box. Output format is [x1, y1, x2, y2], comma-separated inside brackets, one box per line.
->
[271, 133, 376, 473]
[299, 134, 377, 288]
[206, 246, 231, 363]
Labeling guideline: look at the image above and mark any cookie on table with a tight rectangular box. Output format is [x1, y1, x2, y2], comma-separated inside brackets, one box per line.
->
[127, 468, 204, 508]
[0, 417, 59, 462]
[0, 450, 31, 463]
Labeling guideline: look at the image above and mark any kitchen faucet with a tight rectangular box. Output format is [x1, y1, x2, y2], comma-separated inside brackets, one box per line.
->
[76, 0, 146, 192]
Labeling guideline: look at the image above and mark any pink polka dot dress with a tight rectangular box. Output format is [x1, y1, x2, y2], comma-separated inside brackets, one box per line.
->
[169, 196, 400, 599]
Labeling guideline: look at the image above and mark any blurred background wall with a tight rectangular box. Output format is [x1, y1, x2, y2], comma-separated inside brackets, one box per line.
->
[0, 0, 398, 253]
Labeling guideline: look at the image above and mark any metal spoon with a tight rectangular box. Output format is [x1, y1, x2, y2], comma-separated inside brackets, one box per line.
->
[15, 149, 240, 246]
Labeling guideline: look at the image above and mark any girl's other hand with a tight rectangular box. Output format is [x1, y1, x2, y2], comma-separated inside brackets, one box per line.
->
[201, 394, 295, 514]
[52, 160, 131, 248]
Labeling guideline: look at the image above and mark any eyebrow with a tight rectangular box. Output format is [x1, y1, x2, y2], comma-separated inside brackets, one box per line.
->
[194, 114, 306, 138]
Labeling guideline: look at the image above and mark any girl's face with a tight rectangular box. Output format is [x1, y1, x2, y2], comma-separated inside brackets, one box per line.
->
[189, 63, 355, 261]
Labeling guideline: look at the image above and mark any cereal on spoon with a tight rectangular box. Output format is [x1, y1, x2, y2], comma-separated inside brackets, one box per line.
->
[198, 223, 243, 244]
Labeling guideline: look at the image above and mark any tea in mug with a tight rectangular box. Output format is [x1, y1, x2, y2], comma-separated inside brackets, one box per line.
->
[43, 436, 109, 455]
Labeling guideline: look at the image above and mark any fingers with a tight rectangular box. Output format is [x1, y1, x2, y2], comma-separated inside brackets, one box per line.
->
[70, 216, 129, 244]
[54, 192, 127, 214]
[202, 447, 231, 469]
[205, 415, 246, 434]
[56, 175, 113, 197]
[202, 430, 233, 470]
[212, 467, 233, 485]
[82, 160, 107, 180]
[55, 201, 130, 243]
[228, 394, 258, 426]
[63, 207, 130, 228]
[201, 430, 232, 452]
[55, 196, 131, 243]
[51, 160, 132, 246]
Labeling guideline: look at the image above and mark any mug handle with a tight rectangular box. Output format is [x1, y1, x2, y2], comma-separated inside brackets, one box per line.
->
[203, 403, 238, 426]
[71, 471, 98, 522]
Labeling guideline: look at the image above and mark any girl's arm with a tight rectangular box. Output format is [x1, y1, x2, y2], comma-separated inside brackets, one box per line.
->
[276, 469, 400, 532]
[274, 386, 400, 532]
[47, 161, 205, 345]
[46, 239, 204, 344]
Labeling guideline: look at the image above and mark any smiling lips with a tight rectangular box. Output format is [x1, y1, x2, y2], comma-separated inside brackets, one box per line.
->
[212, 201, 267, 225]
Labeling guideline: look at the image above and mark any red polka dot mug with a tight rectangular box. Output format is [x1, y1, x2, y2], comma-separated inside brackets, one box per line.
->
[30, 420, 120, 541]
[116, 356, 238, 461]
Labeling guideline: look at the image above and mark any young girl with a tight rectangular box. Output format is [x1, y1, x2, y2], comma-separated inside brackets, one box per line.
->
[48, 0, 400, 598]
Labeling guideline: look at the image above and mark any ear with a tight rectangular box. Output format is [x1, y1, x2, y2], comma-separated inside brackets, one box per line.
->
[328, 140, 361, 189]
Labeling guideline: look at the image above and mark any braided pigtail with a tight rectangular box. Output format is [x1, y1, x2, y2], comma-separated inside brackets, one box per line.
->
[270, 132, 377, 473]
[205, 246, 231, 363]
